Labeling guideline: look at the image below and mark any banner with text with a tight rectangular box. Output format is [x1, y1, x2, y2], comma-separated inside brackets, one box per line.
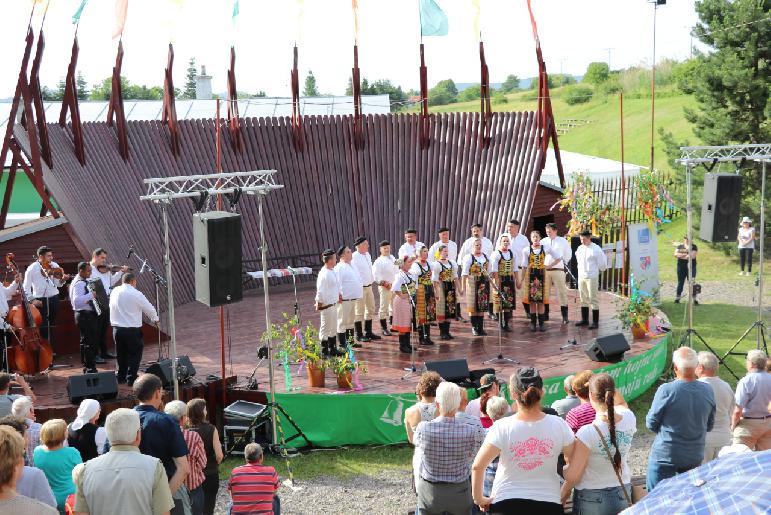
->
[627, 222, 660, 296]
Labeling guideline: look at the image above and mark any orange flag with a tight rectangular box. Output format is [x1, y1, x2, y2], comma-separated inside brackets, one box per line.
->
[351, 0, 359, 43]
[113, 0, 129, 39]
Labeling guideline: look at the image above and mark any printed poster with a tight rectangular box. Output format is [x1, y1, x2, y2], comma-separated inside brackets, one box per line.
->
[627, 223, 659, 295]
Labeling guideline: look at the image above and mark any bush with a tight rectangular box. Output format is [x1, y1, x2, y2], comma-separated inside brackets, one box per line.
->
[491, 91, 508, 105]
[563, 85, 593, 105]
[598, 74, 622, 96]
[459, 84, 481, 102]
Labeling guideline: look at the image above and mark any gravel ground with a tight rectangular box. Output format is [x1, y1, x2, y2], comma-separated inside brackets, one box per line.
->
[659, 279, 771, 310]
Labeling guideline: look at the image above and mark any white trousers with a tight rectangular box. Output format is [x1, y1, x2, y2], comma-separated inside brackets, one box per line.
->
[578, 276, 599, 309]
[337, 299, 356, 332]
[355, 285, 376, 322]
[545, 269, 569, 306]
[318, 306, 337, 340]
[378, 286, 393, 320]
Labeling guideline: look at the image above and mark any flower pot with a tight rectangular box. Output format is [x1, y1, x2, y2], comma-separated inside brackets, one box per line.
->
[631, 320, 649, 340]
[307, 364, 325, 388]
[336, 372, 353, 389]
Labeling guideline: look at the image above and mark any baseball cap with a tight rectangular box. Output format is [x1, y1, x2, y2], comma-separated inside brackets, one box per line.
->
[514, 367, 543, 392]
[476, 373, 502, 392]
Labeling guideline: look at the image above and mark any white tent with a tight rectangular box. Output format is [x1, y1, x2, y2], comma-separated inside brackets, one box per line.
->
[541, 148, 643, 187]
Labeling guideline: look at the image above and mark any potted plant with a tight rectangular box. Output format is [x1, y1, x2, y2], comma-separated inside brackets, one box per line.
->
[330, 354, 367, 389]
[261, 313, 328, 388]
[616, 292, 656, 340]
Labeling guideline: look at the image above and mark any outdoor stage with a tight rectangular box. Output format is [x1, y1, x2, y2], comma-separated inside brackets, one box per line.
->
[26, 285, 670, 447]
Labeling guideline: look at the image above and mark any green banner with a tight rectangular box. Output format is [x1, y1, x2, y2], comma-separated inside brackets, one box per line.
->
[274, 334, 669, 447]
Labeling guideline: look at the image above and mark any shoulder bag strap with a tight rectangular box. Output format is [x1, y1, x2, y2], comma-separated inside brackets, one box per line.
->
[592, 423, 633, 506]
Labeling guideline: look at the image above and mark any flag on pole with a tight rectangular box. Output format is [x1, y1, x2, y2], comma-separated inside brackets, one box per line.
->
[232, 0, 239, 22]
[471, 0, 481, 39]
[352, 0, 360, 43]
[113, 0, 129, 39]
[31, 0, 51, 18]
[419, 0, 448, 37]
[72, 0, 88, 24]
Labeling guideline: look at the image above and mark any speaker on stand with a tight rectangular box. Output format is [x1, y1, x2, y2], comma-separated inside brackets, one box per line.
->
[193, 211, 243, 307]
[700, 173, 743, 242]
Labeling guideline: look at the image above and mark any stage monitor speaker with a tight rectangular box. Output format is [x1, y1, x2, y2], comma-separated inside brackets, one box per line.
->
[194, 211, 243, 307]
[146, 356, 196, 388]
[425, 359, 470, 384]
[67, 372, 119, 404]
[700, 173, 742, 242]
[585, 333, 630, 363]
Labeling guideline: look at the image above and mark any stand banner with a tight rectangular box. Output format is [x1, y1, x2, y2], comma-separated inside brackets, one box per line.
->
[627, 222, 660, 296]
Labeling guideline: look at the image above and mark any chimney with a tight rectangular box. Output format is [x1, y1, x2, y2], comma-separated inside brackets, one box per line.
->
[195, 65, 212, 100]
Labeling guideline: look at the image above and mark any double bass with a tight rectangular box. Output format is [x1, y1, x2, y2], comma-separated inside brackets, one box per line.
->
[5, 254, 53, 375]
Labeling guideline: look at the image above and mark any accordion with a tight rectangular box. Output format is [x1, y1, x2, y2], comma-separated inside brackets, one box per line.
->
[87, 279, 109, 315]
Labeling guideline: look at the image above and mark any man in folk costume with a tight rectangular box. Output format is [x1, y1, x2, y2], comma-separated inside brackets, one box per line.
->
[521, 230, 562, 332]
[410, 246, 437, 346]
[431, 244, 460, 340]
[334, 245, 363, 348]
[489, 235, 521, 332]
[315, 249, 344, 357]
[391, 256, 417, 354]
[351, 236, 381, 343]
[372, 240, 397, 336]
[398, 229, 425, 262]
[499, 219, 531, 316]
[461, 238, 491, 337]
[543, 222, 573, 324]
[575, 230, 608, 329]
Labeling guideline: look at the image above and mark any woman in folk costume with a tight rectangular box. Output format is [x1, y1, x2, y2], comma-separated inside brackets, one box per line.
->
[521, 230, 562, 332]
[391, 256, 417, 354]
[489, 235, 521, 332]
[410, 246, 437, 346]
[461, 238, 490, 336]
[431, 244, 460, 340]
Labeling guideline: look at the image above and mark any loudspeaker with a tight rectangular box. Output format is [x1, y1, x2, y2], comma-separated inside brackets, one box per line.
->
[425, 359, 470, 383]
[67, 372, 119, 404]
[700, 173, 742, 242]
[194, 211, 243, 307]
[146, 356, 196, 388]
[585, 333, 630, 363]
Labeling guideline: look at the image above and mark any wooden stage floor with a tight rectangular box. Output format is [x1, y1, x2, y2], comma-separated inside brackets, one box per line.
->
[23, 284, 662, 413]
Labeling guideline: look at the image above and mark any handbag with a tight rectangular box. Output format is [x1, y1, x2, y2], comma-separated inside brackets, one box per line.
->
[592, 424, 633, 506]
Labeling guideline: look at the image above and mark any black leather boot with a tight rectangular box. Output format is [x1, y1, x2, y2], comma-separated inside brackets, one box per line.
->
[523, 302, 531, 315]
[321, 339, 330, 357]
[327, 337, 338, 357]
[590, 309, 600, 329]
[365, 320, 381, 340]
[399, 333, 412, 353]
[561, 306, 569, 324]
[439, 322, 449, 340]
[471, 316, 481, 336]
[380, 319, 392, 336]
[345, 328, 360, 348]
[502, 312, 511, 332]
[576, 307, 589, 326]
[456, 304, 467, 322]
[529, 314, 537, 332]
[544, 304, 550, 321]
[538, 314, 546, 332]
[423, 324, 435, 345]
[478, 316, 488, 336]
[355, 321, 371, 343]
[333, 334, 347, 356]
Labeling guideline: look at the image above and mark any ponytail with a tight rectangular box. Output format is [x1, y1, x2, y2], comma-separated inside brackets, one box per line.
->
[518, 385, 542, 409]
[479, 389, 494, 415]
[605, 390, 622, 473]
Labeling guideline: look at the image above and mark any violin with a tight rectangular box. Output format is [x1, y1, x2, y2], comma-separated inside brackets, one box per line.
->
[40, 260, 65, 280]
[96, 263, 132, 273]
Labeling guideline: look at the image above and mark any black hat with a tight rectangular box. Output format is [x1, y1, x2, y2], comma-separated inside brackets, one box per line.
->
[514, 367, 543, 392]
[353, 236, 367, 247]
[321, 248, 335, 262]
[336, 245, 347, 257]
[471, 223, 482, 229]
[476, 373, 502, 393]
[405, 228, 417, 235]
[580, 229, 593, 237]
[438, 226, 450, 234]
[508, 219, 521, 226]
[379, 240, 390, 247]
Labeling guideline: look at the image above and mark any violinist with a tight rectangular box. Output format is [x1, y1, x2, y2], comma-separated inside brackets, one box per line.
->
[22, 246, 71, 348]
[69, 262, 99, 374]
[89, 248, 129, 362]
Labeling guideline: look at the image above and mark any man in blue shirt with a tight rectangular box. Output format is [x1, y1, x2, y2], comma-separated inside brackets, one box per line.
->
[133, 374, 190, 515]
[646, 347, 715, 490]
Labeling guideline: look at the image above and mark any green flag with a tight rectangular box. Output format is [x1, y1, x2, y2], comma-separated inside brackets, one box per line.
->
[72, 0, 88, 25]
[232, 0, 239, 21]
[419, 0, 448, 37]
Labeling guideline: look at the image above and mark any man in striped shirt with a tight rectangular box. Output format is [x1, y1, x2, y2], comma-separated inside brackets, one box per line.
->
[165, 400, 206, 515]
[228, 443, 280, 514]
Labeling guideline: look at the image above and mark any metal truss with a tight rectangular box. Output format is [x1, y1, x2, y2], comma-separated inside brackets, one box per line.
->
[140, 170, 283, 201]
[677, 144, 771, 165]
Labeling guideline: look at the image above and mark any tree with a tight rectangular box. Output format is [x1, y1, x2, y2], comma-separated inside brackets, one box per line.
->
[500, 74, 520, 93]
[458, 84, 481, 102]
[89, 76, 163, 101]
[345, 77, 408, 109]
[428, 79, 458, 106]
[303, 71, 320, 97]
[76, 71, 89, 100]
[583, 62, 610, 85]
[53, 79, 67, 101]
[183, 57, 197, 99]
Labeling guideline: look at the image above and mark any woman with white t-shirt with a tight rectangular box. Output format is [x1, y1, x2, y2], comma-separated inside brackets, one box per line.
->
[471, 367, 575, 514]
[737, 217, 755, 276]
[560, 373, 636, 515]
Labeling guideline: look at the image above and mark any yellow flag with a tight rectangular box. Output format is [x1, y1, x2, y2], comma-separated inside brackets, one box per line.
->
[472, 0, 481, 40]
[352, 0, 359, 43]
[31, 0, 51, 18]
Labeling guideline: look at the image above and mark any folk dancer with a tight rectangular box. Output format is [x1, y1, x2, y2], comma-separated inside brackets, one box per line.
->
[109, 273, 159, 386]
[428, 227, 463, 321]
[351, 236, 381, 343]
[431, 245, 460, 340]
[0, 271, 22, 371]
[498, 219, 531, 316]
[23, 246, 72, 349]
[315, 249, 344, 357]
[544, 223, 573, 324]
[334, 246, 363, 348]
[391, 256, 417, 354]
[575, 230, 608, 329]
[521, 231, 562, 332]
[69, 262, 100, 374]
[372, 241, 397, 336]
[461, 239, 490, 337]
[410, 247, 437, 346]
[489, 236, 521, 332]
[90, 248, 129, 362]
[460, 224, 496, 321]
[398, 229, 425, 262]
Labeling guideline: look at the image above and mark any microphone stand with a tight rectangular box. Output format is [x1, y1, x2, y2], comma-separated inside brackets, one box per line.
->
[126, 247, 167, 362]
[41, 267, 72, 370]
[400, 275, 422, 380]
[481, 264, 520, 365]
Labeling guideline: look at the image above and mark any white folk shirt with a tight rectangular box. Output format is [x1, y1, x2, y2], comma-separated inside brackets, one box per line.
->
[109, 283, 159, 328]
[89, 265, 123, 295]
[575, 242, 607, 279]
[23, 260, 64, 300]
[0, 281, 19, 319]
[372, 255, 397, 286]
[390, 270, 416, 293]
[397, 241, 425, 260]
[334, 262, 363, 300]
[458, 236, 494, 266]
[427, 240, 458, 264]
[489, 249, 520, 273]
[315, 266, 340, 306]
[461, 253, 490, 276]
[521, 246, 562, 269]
[351, 251, 375, 286]
[543, 236, 572, 270]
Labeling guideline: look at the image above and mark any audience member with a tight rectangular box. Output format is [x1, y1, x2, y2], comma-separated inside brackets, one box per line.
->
[551, 375, 580, 418]
[74, 408, 174, 515]
[66, 399, 107, 462]
[166, 400, 206, 515]
[565, 370, 595, 433]
[414, 382, 486, 515]
[64, 463, 83, 514]
[472, 368, 574, 515]
[477, 377, 500, 429]
[466, 374, 503, 419]
[0, 415, 56, 508]
[0, 425, 57, 514]
[187, 398, 224, 515]
[404, 371, 440, 494]
[696, 351, 735, 462]
[482, 396, 509, 499]
[732, 349, 771, 450]
[0, 372, 35, 417]
[646, 347, 715, 490]
[456, 387, 484, 428]
[11, 395, 41, 466]
[133, 374, 190, 515]
[32, 418, 82, 513]
[561, 373, 636, 514]
[228, 443, 280, 514]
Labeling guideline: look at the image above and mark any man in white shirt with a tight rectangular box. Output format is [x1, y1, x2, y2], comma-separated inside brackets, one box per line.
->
[23, 246, 71, 349]
[0, 271, 22, 319]
[427, 227, 458, 264]
[498, 220, 530, 315]
[372, 240, 396, 336]
[69, 262, 100, 374]
[110, 273, 159, 386]
[543, 223, 573, 324]
[334, 246, 364, 349]
[574, 230, 607, 329]
[351, 237, 380, 343]
[696, 351, 735, 462]
[398, 229, 425, 260]
[90, 248, 129, 361]
[315, 249, 343, 357]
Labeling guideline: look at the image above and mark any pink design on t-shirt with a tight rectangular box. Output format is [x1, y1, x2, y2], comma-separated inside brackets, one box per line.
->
[510, 437, 554, 470]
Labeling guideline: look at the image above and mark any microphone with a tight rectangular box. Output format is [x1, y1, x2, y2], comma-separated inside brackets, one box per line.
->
[126, 247, 134, 260]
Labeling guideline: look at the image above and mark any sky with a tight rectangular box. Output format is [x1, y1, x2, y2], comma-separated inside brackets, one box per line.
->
[0, 0, 704, 98]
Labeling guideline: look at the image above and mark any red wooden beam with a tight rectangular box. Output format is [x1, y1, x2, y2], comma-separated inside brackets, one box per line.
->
[0, 158, 19, 230]
[290, 45, 304, 151]
[226, 46, 242, 153]
[29, 28, 52, 168]
[0, 27, 34, 174]
[351, 45, 363, 150]
[162, 43, 180, 157]
[107, 41, 129, 160]
[479, 41, 492, 148]
[419, 43, 429, 150]
[59, 36, 86, 165]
